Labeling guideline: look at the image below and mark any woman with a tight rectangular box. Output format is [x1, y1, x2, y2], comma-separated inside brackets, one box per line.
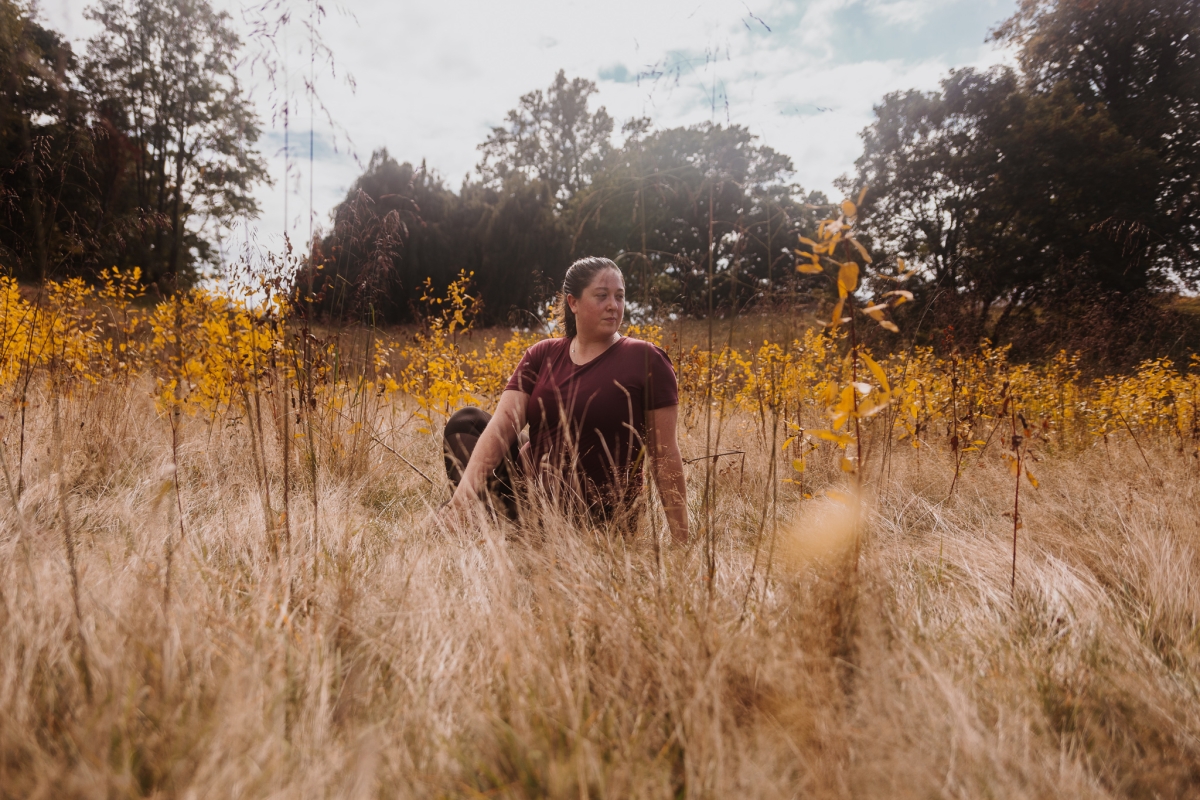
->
[442, 257, 688, 543]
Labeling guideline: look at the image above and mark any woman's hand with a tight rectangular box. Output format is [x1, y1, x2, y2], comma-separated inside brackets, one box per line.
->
[647, 404, 689, 544]
[438, 473, 484, 524]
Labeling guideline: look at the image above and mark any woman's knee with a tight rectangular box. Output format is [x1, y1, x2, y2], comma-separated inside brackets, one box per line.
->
[445, 406, 491, 439]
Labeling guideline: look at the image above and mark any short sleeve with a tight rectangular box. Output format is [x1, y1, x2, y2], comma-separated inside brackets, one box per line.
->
[644, 343, 679, 410]
[504, 338, 552, 394]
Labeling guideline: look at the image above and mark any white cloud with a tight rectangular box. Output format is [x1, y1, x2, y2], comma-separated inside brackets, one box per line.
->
[865, 0, 957, 26]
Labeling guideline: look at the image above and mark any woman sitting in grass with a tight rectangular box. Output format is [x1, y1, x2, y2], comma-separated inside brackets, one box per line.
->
[441, 257, 688, 542]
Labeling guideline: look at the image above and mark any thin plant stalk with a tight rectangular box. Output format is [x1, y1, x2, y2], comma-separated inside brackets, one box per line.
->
[51, 374, 92, 701]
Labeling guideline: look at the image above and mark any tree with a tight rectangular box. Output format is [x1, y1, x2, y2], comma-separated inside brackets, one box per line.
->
[0, 0, 99, 282]
[994, 0, 1200, 271]
[854, 68, 1161, 342]
[570, 122, 817, 315]
[305, 150, 567, 326]
[849, 0, 1197, 360]
[477, 70, 613, 206]
[83, 0, 267, 287]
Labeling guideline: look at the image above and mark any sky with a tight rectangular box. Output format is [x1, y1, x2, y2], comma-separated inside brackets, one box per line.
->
[42, 0, 1017, 256]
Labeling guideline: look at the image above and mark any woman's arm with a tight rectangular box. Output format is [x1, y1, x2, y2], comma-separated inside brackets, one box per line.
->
[646, 404, 689, 543]
[446, 389, 528, 511]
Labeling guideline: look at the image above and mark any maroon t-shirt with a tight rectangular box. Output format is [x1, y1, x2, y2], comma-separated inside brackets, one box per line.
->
[505, 336, 678, 510]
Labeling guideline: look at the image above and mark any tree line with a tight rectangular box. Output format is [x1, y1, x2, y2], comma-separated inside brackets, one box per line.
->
[303, 71, 822, 328]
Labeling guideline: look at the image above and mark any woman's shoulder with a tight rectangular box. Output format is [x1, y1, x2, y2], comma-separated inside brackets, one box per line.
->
[525, 336, 568, 357]
[619, 336, 673, 361]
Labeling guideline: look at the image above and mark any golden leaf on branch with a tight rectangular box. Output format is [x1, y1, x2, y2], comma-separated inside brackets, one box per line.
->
[861, 352, 890, 394]
[809, 429, 855, 447]
[838, 262, 859, 296]
[841, 200, 857, 218]
[829, 298, 846, 331]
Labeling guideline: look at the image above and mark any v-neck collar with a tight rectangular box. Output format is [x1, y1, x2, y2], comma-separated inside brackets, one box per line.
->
[567, 334, 623, 368]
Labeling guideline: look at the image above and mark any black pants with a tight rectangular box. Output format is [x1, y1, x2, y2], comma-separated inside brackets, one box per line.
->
[443, 406, 524, 517]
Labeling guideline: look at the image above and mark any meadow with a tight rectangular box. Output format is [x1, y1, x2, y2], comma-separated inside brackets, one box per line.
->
[0, 256, 1199, 798]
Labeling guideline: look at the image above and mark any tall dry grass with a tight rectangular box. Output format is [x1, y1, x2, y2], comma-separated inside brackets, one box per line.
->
[1, 378, 1198, 799]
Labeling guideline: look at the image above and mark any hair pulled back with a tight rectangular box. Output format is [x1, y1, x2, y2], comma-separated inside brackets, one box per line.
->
[555, 256, 622, 338]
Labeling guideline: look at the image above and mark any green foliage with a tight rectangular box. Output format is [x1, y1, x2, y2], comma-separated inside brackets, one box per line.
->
[308, 107, 823, 325]
[0, 1, 96, 281]
[571, 121, 822, 315]
[0, 0, 266, 287]
[847, 0, 1199, 364]
[83, 0, 267, 285]
[477, 69, 614, 205]
[307, 151, 568, 325]
[995, 0, 1200, 265]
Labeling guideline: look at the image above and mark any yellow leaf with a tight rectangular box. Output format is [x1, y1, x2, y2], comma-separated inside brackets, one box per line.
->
[829, 298, 845, 331]
[792, 458, 806, 473]
[798, 236, 819, 248]
[857, 185, 868, 206]
[841, 200, 857, 217]
[860, 351, 890, 394]
[879, 320, 899, 333]
[797, 261, 824, 274]
[897, 257, 906, 272]
[848, 237, 873, 263]
[835, 385, 857, 414]
[839, 456, 857, 473]
[810, 429, 854, 447]
[862, 303, 886, 321]
[838, 262, 859, 296]
[781, 436, 797, 451]
[884, 290, 914, 305]
[1026, 468, 1039, 489]
[858, 395, 891, 419]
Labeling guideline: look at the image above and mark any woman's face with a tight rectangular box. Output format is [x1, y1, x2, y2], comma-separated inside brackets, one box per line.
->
[568, 268, 625, 339]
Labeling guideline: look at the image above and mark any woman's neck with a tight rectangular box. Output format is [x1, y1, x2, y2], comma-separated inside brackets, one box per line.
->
[570, 331, 621, 365]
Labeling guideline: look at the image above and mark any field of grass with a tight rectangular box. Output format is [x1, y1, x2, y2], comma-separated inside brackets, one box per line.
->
[2, 373, 1198, 799]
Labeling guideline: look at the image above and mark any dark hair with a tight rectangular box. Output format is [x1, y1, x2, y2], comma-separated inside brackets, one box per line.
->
[555, 257, 622, 338]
